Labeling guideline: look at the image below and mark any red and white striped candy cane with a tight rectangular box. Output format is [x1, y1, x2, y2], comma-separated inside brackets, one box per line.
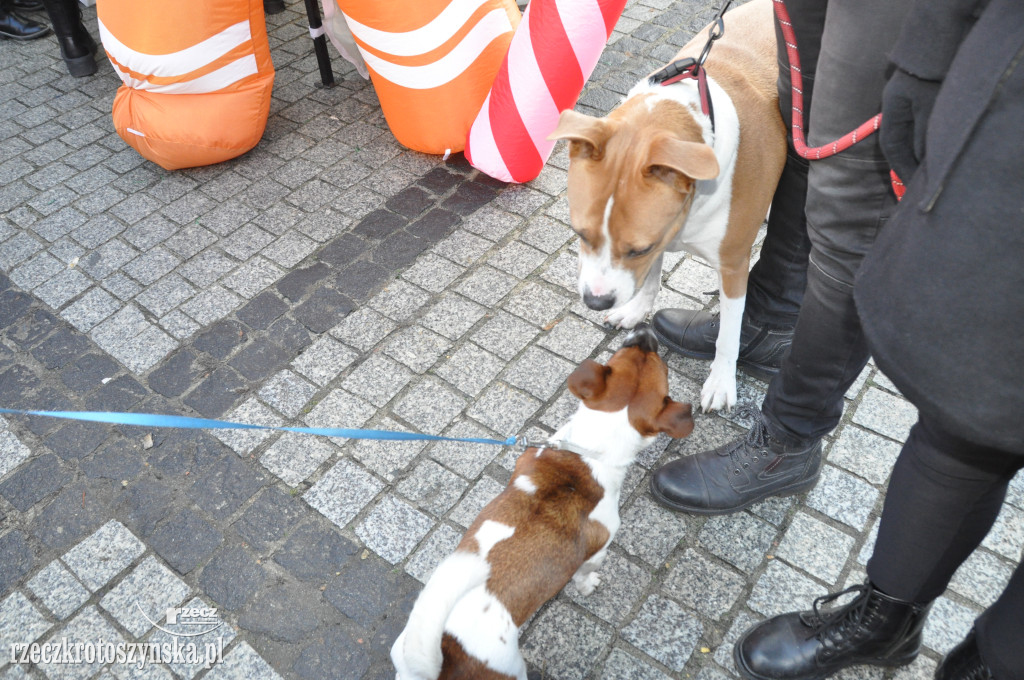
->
[465, 0, 627, 183]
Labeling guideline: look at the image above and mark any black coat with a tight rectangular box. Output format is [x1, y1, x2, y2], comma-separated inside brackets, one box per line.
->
[855, 0, 1024, 454]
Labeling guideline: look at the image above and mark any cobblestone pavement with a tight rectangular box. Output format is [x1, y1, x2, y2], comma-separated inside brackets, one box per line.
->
[2, 1, 1023, 679]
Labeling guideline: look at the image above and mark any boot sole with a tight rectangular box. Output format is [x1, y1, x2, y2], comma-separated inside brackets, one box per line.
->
[733, 628, 919, 680]
[648, 471, 819, 516]
[653, 327, 780, 383]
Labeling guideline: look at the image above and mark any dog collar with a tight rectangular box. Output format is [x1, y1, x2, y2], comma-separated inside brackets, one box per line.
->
[649, 58, 716, 133]
[542, 439, 604, 460]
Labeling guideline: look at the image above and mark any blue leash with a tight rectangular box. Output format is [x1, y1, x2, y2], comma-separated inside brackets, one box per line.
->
[0, 408, 519, 447]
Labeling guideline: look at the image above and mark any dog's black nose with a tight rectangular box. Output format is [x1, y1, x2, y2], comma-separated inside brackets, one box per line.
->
[583, 290, 616, 311]
[622, 323, 659, 353]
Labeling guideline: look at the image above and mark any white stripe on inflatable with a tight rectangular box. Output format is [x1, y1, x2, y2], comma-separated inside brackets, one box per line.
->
[358, 10, 512, 90]
[342, 0, 504, 58]
[556, 0, 606, 69]
[506, 10, 559, 155]
[467, 91, 513, 182]
[115, 54, 259, 95]
[98, 18, 252, 79]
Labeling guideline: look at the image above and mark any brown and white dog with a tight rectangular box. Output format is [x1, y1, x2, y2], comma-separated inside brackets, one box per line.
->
[548, 0, 786, 412]
[391, 327, 694, 680]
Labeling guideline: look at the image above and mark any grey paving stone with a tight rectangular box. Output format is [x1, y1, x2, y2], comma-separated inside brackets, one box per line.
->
[487, 241, 548, 280]
[272, 521, 359, 583]
[229, 337, 291, 382]
[522, 601, 613, 680]
[200, 545, 266, 611]
[465, 383, 540, 437]
[233, 487, 305, 553]
[472, 313, 541, 363]
[34, 268, 91, 309]
[0, 453, 71, 512]
[505, 346, 575, 400]
[401, 253, 464, 293]
[329, 307, 396, 351]
[455, 265, 517, 307]
[393, 377, 468, 436]
[540, 389, 582, 430]
[405, 523, 462, 584]
[149, 596, 237, 680]
[621, 595, 703, 672]
[213, 399, 282, 456]
[432, 229, 492, 267]
[0, 592, 52, 655]
[258, 370, 317, 419]
[367, 279, 430, 324]
[181, 286, 243, 327]
[188, 448, 264, 520]
[434, 342, 505, 397]
[503, 282, 571, 326]
[147, 508, 224, 575]
[541, 252, 579, 292]
[419, 293, 486, 340]
[827, 425, 901, 485]
[304, 388, 376, 431]
[775, 512, 855, 583]
[383, 325, 451, 373]
[341, 354, 413, 408]
[449, 476, 504, 528]
[565, 550, 651, 625]
[922, 596, 979, 655]
[290, 335, 358, 386]
[304, 458, 384, 529]
[260, 432, 335, 487]
[713, 610, 762, 674]
[538, 315, 608, 362]
[222, 257, 285, 300]
[599, 648, 672, 680]
[356, 495, 434, 563]
[748, 560, 826, 618]
[348, 417, 429, 481]
[429, 419, 505, 478]
[60, 287, 121, 332]
[204, 641, 282, 680]
[698, 512, 778, 573]
[852, 387, 918, 443]
[805, 464, 880, 531]
[62, 520, 145, 591]
[100, 556, 191, 637]
[615, 495, 689, 566]
[236, 290, 288, 331]
[948, 548, 1014, 607]
[397, 459, 468, 516]
[0, 427, 31, 479]
[37, 606, 124, 680]
[662, 548, 746, 620]
[981, 502, 1024, 561]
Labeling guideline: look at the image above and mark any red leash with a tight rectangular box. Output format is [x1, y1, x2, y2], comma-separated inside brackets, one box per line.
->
[772, 0, 905, 198]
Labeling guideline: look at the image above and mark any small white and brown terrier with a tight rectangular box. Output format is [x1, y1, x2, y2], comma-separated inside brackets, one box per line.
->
[391, 326, 694, 680]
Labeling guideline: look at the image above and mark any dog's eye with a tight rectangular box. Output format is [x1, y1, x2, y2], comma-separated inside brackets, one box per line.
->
[626, 245, 654, 258]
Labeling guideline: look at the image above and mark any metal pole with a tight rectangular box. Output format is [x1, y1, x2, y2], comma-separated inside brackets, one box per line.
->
[303, 0, 335, 87]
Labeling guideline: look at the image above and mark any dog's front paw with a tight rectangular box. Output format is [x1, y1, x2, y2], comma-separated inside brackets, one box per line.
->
[700, 361, 737, 412]
[603, 296, 652, 329]
[574, 571, 602, 596]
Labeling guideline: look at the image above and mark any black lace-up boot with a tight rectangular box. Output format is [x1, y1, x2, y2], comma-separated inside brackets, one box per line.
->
[935, 629, 995, 680]
[650, 408, 821, 514]
[734, 582, 932, 680]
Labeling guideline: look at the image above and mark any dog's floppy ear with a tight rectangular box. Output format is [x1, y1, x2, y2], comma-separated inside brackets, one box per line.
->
[655, 399, 695, 438]
[548, 110, 610, 160]
[644, 135, 719, 190]
[568, 359, 610, 401]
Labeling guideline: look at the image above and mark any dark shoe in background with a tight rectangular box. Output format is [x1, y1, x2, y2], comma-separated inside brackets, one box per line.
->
[264, 0, 285, 14]
[650, 409, 821, 514]
[11, 0, 44, 11]
[39, 0, 95, 76]
[652, 308, 794, 382]
[0, 1, 51, 40]
[935, 628, 994, 680]
[734, 582, 931, 680]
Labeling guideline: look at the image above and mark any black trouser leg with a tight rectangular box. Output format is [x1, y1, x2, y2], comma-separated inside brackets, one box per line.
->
[744, 0, 825, 328]
[866, 416, 1024, 679]
[40, 0, 95, 76]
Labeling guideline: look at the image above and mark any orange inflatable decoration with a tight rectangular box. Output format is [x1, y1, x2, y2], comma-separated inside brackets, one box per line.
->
[338, 0, 520, 155]
[97, 0, 275, 170]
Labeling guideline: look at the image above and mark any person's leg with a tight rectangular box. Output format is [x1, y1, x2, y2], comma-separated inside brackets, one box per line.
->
[652, 0, 827, 378]
[975, 560, 1024, 680]
[39, 0, 95, 76]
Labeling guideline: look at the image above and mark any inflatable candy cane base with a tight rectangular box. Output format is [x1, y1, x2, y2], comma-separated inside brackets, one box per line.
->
[465, 0, 627, 183]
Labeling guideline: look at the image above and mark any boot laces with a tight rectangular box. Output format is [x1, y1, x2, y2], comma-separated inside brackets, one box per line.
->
[718, 406, 773, 475]
[802, 584, 872, 643]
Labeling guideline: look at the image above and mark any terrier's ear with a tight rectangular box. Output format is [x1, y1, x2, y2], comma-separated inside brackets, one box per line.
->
[644, 135, 719, 192]
[568, 359, 610, 401]
[548, 110, 611, 161]
[655, 399, 695, 438]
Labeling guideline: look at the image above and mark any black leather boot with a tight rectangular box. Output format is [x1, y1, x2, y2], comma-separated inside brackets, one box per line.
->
[0, 0, 50, 39]
[651, 308, 793, 381]
[40, 0, 96, 76]
[935, 629, 995, 680]
[735, 582, 932, 680]
[650, 408, 820, 514]
[11, 0, 44, 11]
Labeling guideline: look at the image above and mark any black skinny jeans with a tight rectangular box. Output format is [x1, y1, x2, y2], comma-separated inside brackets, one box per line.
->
[868, 416, 1024, 680]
